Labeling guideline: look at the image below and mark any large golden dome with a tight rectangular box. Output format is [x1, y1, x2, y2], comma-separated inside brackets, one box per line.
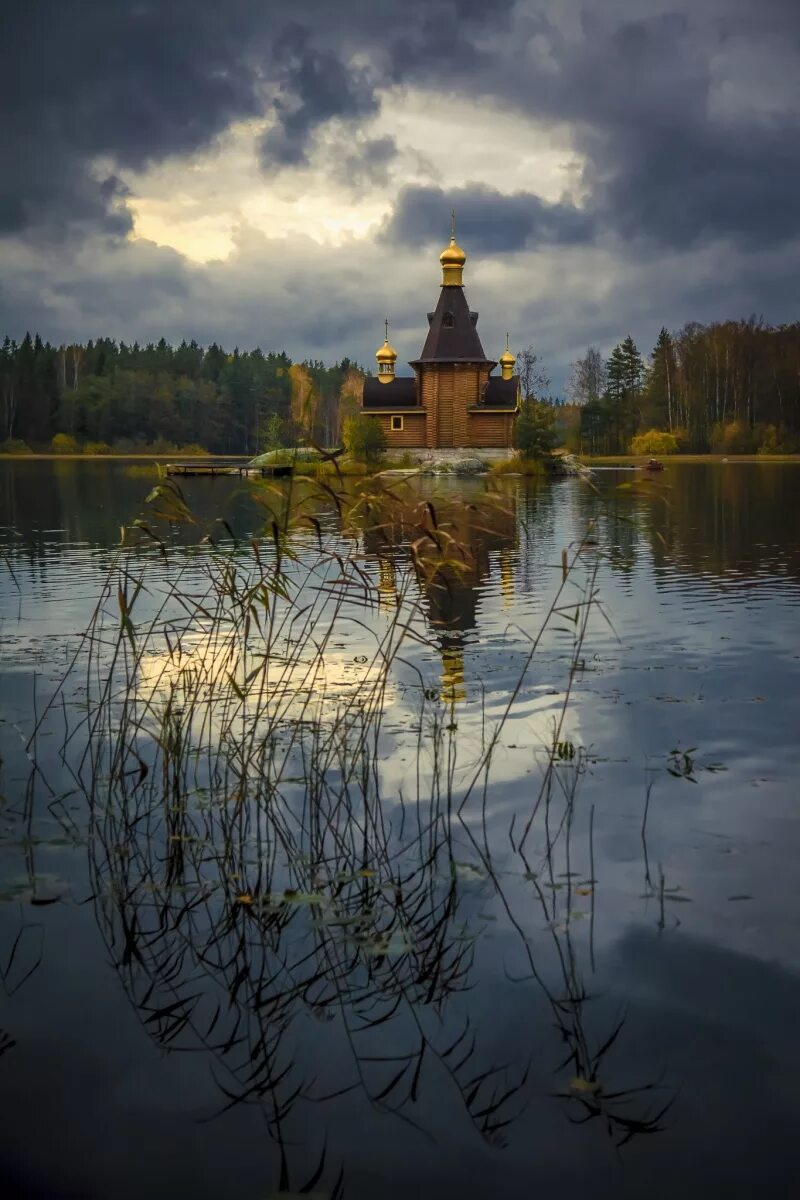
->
[440, 209, 467, 285]
[439, 238, 467, 268]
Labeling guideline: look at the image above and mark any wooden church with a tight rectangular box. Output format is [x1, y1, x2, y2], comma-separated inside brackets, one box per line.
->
[361, 218, 520, 450]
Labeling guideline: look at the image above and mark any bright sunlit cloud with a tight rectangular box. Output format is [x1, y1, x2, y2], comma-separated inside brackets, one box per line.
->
[121, 89, 583, 264]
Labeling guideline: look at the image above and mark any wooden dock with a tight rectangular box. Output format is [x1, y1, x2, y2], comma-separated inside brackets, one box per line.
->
[166, 459, 293, 478]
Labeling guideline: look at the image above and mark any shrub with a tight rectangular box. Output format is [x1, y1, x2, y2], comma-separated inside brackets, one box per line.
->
[176, 443, 208, 457]
[0, 438, 32, 455]
[709, 420, 757, 455]
[342, 415, 386, 464]
[84, 441, 112, 456]
[111, 438, 145, 454]
[51, 432, 80, 454]
[513, 401, 557, 459]
[758, 424, 781, 455]
[260, 413, 286, 454]
[629, 429, 679, 455]
[757, 424, 798, 455]
[490, 455, 545, 476]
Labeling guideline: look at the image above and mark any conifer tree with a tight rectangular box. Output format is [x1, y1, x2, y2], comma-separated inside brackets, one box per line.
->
[604, 336, 645, 451]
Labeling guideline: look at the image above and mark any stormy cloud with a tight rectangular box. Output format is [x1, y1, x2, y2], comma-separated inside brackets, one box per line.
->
[258, 24, 381, 168]
[0, 0, 798, 384]
[385, 184, 595, 252]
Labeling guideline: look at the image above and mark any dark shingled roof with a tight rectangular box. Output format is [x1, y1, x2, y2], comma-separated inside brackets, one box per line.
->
[411, 286, 493, 364]
[480, 375, 519, 407]
[363, 376, 418, 408]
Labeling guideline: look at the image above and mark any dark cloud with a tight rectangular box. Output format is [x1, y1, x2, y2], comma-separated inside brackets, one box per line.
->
[6, 0, 798, 253]
[0, 0, 516, 239]
[385, 184, 595, 252]
[331, 136, 399, 190]
[259, 25, 380, 168]
[1, 0, 798, 369]
[381, 4, 800, 251]
[567, 10, 800, 249]
[0, 0, 271, 238]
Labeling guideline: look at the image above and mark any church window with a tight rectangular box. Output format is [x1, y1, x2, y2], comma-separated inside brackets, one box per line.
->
[442, 311, 454, 328]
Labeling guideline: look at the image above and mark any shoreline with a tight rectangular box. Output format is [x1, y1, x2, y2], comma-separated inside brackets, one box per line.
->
[2, 451, 800, 466]
[0, 453, 250, 461]
[581, 453, 800, 464]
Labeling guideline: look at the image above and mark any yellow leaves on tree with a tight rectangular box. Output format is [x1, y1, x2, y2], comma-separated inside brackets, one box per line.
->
[629, 429, 680, 455]
[289, 363, 316, 435]
[337, 368, 365, 439]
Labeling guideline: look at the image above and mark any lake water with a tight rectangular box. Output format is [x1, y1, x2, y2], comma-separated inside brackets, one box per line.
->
[0, 459, 798, 1198]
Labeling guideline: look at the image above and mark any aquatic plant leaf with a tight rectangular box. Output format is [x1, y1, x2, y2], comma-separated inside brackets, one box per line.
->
[334, 868, 377, 883]
[569, 1076, 601, 1095]
[312, 912, 371, 928]
[280, 890, 328, 905]
[352, 929, 414, 957]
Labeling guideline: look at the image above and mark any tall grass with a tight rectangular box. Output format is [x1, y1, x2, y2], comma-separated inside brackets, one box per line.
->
[35, 468, 673, 1191]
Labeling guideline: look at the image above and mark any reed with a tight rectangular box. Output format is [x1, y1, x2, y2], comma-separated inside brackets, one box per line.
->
[32, 467, 673, 1191]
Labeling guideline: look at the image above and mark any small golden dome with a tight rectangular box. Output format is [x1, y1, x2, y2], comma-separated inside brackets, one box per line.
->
[499, 333, 516, 380]
[376, 319, 397, 382]
[376, 316, 397, 364]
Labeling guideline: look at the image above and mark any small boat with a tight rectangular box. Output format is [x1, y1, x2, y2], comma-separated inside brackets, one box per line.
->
[644, 458, 664, 471]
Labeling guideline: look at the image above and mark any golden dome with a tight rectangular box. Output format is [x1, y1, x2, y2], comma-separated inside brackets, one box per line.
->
[439, 238, 467, 268]
[376, 319, 397, 382]
[440, 208, 466, 285]
[499, 333, 516, 380]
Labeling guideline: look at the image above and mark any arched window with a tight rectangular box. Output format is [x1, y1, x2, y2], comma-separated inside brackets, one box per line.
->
[442, 311, 454, 329]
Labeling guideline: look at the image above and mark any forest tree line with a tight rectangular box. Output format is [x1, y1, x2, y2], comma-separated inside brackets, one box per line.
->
[1, 317, 799, 456]
[561, 319, 800, 454]
[0, 334, 364, 454]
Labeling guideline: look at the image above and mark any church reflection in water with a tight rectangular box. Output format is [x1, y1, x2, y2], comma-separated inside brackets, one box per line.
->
[360, 482, 519, 702]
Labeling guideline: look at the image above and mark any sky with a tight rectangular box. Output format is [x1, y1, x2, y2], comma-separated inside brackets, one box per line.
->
[1, 0, 798, 390]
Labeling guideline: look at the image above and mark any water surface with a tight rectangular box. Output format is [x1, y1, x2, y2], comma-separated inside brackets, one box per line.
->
[0, 459, 798, 1198]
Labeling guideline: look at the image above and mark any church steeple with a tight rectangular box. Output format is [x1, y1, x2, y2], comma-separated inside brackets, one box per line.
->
[412, 215, 492, 366]
[439, 209, 467, 286]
